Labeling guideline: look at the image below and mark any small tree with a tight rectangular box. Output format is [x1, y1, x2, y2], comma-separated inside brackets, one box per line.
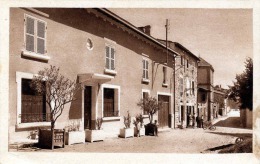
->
[30, 65, 80, 140]
[228, 57, 253, 110]
[137, 96, 161, 124]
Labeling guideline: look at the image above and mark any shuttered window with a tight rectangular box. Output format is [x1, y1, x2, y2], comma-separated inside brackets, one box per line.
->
[105, 46, 115, 70]
[163, 66, 167, 84]
[25, 15, 46, 55]
[142, 59, 149, 79]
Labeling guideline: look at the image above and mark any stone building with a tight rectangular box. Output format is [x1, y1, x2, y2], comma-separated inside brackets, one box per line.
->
[9, 8, 181, 143]
[158, 40, 200, 128]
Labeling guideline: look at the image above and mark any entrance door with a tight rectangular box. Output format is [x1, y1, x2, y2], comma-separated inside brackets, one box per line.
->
[158, 95, 170, 128]
[84, 86, 92, 130]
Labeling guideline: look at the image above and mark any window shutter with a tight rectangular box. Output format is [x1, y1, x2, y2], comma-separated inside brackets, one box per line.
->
[105, 46, 110, 69]
[37, 21, 46, 54]
[111, 48, 115, 70]
[25, 17, 35, 52]
[142, 60, 145, 78]
[146, 60, 149, 79]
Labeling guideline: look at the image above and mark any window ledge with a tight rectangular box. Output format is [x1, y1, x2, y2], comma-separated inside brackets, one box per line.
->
[162, 83, 168, 87]
[22, 50, 50, 61]
[142, 78, 150, 83]
[103, 116, 121, 121]
[16, 122, 51, 129]
[104, 69, 117, 75]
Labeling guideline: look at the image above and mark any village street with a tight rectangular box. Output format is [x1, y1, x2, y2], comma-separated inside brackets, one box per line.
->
[14, 110, 252, 153]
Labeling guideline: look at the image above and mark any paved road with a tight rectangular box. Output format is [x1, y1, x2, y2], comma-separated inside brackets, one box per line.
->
[14, 110, 252, 153]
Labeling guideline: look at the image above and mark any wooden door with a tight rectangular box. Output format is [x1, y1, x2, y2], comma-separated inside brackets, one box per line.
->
[158, 95, 170, 128]
[84, 86, 92, 129]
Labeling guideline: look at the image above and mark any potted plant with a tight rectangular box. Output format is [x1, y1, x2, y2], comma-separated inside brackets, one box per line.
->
[137, 96, 161, 136]
[85, 117, 105, 142]
[119, 111, 134, 138]
[133, 114, 145, 137]
[65, 119, 85, 145]
[31, 65, 80, 149]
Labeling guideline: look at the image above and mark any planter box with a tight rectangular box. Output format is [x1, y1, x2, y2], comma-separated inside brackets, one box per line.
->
[119, 128, 134, 138]
[85, 130, 105, 142]
[38, 129, 65, 149]
[134, 127, 145, 137]
[65, 131, 85, 145]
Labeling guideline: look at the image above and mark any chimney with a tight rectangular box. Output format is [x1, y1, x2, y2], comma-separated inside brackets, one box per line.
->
[138, 25, 151, 35]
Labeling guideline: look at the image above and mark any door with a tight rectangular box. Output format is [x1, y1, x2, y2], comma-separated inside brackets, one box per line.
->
[158, 95, 170, 128]
[84, 86, 92, 129]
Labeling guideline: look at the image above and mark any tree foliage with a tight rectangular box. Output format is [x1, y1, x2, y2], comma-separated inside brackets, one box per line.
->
[228, 57, 253, 110]
[137, 96, 162, 124]
[30, 65, 80, 130]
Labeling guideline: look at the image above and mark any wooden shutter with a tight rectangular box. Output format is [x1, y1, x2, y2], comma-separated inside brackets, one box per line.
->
[25, 16, 35, 52]
[111, 48, 115, 70]
[142, 60, 145, 78]
[105, 46, 110, 69]
[145, 60, 148, 79]
[37, 21, 46, 54]
[163, 67, 167, 83]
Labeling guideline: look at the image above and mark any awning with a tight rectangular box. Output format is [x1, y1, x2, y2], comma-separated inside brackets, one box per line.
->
[78, 73, 114, 84]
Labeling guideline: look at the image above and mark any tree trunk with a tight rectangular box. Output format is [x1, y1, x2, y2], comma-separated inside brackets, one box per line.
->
[51, 121, 55, 150]
[150, 114, 153, 124]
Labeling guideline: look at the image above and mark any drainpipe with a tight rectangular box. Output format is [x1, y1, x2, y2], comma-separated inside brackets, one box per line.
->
[173, 56, 176, 129]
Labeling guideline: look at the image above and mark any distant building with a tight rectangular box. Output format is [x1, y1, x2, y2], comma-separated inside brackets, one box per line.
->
[213, 85, 227, 117]
[197, 57, 214, 121]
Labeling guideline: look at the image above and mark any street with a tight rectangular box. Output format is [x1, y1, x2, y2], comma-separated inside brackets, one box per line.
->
[13, 110, 252, 153]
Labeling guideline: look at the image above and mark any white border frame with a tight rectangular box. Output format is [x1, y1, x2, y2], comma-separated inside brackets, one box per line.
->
[101, 84, 121, 120]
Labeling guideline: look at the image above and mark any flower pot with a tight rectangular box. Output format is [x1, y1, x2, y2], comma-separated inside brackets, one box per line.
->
[134, 127, 145, 137]
[119, 128, 134, 138]
[38, 129, 65, 149]
[144, 123, 156, 136]
[85, 129, 105, 142]
[65, 131, 85, 145]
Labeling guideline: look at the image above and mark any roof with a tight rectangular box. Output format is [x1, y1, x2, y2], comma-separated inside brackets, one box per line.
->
[95, 8, 180, 57]
[157, 39, 200, 61]
[198, 57, 214, 71]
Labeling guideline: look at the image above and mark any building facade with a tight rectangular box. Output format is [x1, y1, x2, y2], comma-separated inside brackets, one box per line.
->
[158, 40, 200, 128]
[9, 8, 182, 142]
[197, 57, 214, 121]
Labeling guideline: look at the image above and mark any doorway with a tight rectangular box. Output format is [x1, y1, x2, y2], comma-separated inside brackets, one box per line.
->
[158, 95, 170, 128]
[84, 86, 92, 130]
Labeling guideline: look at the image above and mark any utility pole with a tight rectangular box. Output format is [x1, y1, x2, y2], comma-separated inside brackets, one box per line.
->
[165, 19, 170, 64]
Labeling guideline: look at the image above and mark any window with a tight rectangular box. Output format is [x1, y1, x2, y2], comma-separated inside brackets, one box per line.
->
[103, 88, 119, 117]
[21, 79, 50, 123]
[142, 59, 149, 80]
[179, 78, 183, 96]
[142, 92, 149, 115]
[105, 45, 115, 71]
[181, 56, 183, 66]
[25, 15, 46, 55]
[163, 66, 167, 85]
[186, 59, 189, 68]
[191, 81, 195, 95]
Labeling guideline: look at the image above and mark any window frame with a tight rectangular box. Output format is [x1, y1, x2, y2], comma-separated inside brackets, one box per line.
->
[104, 43, 117, 75]
[101, 84, 120, 121]
[22, 14, 50, 61]
[142, 58, 150, 83]
[162, 66, 168, 87]
[141, 89, 150, 116]
[16, 72, 51, 129]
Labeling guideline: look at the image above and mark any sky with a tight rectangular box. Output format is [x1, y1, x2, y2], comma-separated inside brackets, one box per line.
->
[109, 8, 253, 89]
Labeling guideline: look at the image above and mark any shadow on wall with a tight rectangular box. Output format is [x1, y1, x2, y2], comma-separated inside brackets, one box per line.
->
[69, 86, 82, 120]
